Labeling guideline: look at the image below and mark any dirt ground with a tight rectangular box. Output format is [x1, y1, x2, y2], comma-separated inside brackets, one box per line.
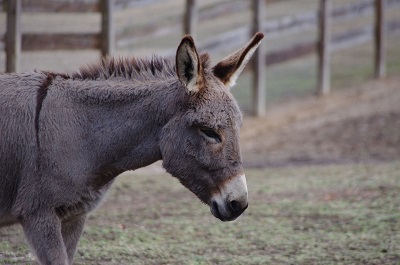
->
[240, 76, 400, 168]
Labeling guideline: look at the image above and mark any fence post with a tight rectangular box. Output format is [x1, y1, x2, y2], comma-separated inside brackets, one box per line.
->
[317, 0, 331, 95]
[251, 0, 266, 117]
[374, 0, 386, 79]
[6, 0, 21, 73]
[184, 0, 197, 38]
[101, 0, 115, 57]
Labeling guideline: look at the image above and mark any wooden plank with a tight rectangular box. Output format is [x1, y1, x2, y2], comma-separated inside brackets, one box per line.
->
[101, 0, 115, 56]
[199, 0, 249, 21]
[317, 0, 331, 96]
[388, 19, 400, 33]
[267, 17, 400, 66]
[374, 0, 386, 78]
[184, 0, 197, 38]
[332, 0, 400, 21]
[0, 34, 4, 50]
[116, 16, 182, 45]
[331, 0, 374, 20]
[266, 42, 317, 66]
[21, 0, 99, 13]
[251, 0, 266, 117]
[6, 0, 21, 73]
[21, 33, 100, 51]
[114, 0, 164, 10]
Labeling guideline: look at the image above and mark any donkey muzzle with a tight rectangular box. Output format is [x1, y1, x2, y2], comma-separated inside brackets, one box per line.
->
[210, 175, 248, 221]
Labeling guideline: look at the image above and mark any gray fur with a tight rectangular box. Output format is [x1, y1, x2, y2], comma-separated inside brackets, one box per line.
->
[0, 33, 263, 264]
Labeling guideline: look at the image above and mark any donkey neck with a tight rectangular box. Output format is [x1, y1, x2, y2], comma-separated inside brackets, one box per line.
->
[50, 69, 188, 175]
[65, 56, 185, 122]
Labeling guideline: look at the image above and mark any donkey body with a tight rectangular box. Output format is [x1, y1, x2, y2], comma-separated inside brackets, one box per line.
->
[0, 33, 264, 265]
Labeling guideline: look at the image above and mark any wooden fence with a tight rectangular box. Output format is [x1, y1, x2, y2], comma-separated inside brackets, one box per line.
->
[1, 0, 400, 116]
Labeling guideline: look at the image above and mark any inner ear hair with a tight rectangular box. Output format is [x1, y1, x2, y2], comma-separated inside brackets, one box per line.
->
[213, 32, 265, 88]
[176, 35, 203, 93]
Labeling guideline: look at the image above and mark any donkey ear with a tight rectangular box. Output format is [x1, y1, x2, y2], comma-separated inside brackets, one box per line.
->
[176, 35, 204, 93]
[212, 32, 265, 88]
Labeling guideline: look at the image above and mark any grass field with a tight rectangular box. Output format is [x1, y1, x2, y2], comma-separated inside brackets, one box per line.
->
[1, 162, 399, 264]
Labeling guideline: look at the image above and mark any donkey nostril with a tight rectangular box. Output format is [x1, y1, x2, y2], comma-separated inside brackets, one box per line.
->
[229, 200, 241, 212]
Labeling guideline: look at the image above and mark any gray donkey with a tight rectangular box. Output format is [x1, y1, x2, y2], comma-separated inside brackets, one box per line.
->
[0, 32, 264, 264]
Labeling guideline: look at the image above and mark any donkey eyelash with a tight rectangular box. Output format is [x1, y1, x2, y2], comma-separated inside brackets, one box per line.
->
[199, 128, 222, 143]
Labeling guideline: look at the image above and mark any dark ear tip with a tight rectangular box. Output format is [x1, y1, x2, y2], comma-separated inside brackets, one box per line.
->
[253, 32, 265, 42]
[182, 34, 194, 40]
[180, 35, 195, 47]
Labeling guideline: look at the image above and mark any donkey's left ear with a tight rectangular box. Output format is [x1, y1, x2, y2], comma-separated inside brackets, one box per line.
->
[176, 35, 204, 93]
[212, 32, 265, 88]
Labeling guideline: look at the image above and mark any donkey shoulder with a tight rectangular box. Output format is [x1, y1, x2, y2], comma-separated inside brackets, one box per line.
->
[0, 72, 48, 222]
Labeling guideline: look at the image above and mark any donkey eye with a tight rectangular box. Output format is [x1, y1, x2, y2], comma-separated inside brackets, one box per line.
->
[200, 128, 222, 143]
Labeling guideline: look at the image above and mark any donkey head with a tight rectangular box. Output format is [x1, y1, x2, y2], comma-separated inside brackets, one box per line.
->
[160, 33, 264, 221]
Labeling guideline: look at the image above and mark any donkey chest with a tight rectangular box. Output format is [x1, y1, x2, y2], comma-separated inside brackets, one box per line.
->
[56, 183, 112, 221]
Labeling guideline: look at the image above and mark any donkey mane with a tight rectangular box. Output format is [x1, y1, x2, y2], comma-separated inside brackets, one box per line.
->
[69, 54, 211, 82]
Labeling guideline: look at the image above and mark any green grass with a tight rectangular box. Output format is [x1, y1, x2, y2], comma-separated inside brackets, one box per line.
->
[1, 162, 399, 264]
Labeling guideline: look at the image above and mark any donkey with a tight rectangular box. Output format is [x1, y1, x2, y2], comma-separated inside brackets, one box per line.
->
[0, 32, 264, 264]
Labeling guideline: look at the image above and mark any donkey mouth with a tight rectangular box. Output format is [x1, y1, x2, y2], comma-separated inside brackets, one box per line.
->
[210, 201, 225, 221]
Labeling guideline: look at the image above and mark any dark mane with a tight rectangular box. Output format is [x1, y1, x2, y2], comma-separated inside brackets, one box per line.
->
[70, 56, 175, 81]
[69, 53, 211, 81]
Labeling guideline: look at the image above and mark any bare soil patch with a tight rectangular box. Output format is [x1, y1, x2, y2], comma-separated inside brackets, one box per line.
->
[241, 76, 400, 167]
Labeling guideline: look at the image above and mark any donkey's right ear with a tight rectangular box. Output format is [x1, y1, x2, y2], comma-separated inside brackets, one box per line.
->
[176, 35, 204, 93]
[212, 32, 264, 88]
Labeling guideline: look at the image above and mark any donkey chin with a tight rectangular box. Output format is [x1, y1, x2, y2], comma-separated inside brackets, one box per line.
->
[209, 175, 248, 221]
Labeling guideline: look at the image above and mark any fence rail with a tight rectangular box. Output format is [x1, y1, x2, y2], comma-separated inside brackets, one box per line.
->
[0, 0, 99, 12]
[1, 0, 399, 116]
